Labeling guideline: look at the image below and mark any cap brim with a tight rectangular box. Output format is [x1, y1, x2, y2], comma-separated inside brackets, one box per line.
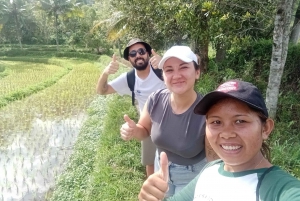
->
[158, 56, 193, 69]
[194, 92, 235, 115]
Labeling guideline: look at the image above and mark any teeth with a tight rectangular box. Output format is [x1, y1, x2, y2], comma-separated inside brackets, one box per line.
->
[222, 145, 241, 150]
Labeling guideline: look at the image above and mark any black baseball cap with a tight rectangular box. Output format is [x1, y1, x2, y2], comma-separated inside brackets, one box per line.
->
[194, 80, 269, 117]
[123, 38, 152, 60]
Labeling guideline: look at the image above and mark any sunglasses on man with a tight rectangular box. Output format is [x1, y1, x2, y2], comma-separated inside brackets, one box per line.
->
[129, 48, 147, 58]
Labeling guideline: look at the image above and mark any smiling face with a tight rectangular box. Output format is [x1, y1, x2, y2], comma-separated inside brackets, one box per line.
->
[162, 57, 200, 95]
[128, 43, 150, 71]
[205, 97, 273, 172]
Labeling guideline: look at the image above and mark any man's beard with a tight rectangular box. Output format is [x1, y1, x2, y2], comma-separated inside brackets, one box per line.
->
[130, 56, 149, 71]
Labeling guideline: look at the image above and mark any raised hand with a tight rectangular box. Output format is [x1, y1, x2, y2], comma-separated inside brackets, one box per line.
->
[149, 49, 162, 69]
[104, 54, 119, 75]
[120, 114, 137, 141]
[138, 152, 169, 201]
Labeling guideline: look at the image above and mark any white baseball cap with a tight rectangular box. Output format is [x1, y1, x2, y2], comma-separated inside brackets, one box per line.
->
[158, 46, 198, 69]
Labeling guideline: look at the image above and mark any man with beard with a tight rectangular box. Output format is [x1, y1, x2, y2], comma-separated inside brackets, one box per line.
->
[96, 38, 165, 177]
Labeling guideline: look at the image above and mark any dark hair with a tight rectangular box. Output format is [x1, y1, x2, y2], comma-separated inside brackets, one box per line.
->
[193, 61, 200, 70]
[193, 54, 201, 71]
[193, 61, 201, 84]
[261, 142, 271, 162]
[257, 111, 271, 162]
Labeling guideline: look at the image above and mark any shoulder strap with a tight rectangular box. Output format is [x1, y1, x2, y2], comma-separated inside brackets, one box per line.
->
[126, 69, 135, 106]
[256, 166, 276, 201]
[126, 66, 163, 106]
[151, 65, 163, 81]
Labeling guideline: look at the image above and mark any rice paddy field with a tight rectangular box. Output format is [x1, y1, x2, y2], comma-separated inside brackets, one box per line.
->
[0, 55, 103, 200]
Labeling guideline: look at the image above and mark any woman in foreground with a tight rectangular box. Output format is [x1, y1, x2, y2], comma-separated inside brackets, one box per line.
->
[138, 80, 300, 201]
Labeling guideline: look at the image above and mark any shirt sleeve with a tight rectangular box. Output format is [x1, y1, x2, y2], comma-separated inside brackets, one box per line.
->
[108, 72, 131, 96]
[147, 91, 156, 114]
[277, 180, 300, 200]
[259, 166, 300, 200]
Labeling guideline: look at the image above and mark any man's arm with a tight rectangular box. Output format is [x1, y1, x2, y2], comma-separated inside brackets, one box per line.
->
[96, 72, 116, 95]
[96, 54, 119, 95]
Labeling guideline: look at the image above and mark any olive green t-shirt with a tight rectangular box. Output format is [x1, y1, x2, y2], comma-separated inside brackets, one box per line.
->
[166, 160, 300, 201]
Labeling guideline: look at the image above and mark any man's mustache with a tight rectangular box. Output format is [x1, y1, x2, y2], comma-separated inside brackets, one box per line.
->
[135, 57, 145, 63]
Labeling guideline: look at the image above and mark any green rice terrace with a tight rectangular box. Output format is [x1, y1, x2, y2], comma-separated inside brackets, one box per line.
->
[0, 47, 119, 200]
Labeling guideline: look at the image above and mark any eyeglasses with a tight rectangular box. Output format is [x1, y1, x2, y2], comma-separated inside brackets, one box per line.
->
[129, 48, 147, 58]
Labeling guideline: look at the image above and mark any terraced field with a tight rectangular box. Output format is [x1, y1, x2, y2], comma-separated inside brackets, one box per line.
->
[0, 55, 101, 201]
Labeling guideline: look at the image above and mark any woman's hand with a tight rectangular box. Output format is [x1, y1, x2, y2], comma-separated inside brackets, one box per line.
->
[138, 152, 169, 201]
[120, 114, 137, 141]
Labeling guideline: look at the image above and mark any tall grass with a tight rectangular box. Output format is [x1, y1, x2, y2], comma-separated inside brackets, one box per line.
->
[83, 95, 142, 201]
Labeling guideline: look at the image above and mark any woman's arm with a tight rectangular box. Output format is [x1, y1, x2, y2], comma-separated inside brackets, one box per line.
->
[120, 100, 152, 141]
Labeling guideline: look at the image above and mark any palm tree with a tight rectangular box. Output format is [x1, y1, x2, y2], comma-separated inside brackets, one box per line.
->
[0, 0, 27, 49]
[38, 0, 82, 50]
[92, 11, 128, 56]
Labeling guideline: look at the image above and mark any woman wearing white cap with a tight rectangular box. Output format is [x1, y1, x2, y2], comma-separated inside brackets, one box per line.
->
[120, 46, 217, 197]
[138, 80, 300, 201]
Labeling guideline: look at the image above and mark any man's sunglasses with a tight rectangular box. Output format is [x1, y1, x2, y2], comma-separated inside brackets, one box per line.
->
[129, 48, 147, 58]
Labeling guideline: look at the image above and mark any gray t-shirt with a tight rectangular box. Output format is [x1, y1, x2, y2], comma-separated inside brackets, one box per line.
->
[147, 89, 206, 165]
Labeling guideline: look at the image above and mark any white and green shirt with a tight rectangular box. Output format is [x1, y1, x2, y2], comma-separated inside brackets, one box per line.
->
[166, 160, 300, 201]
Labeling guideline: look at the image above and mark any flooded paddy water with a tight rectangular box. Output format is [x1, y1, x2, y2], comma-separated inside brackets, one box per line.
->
[0, 114, 87, 200]
[0, 59, 100, 201]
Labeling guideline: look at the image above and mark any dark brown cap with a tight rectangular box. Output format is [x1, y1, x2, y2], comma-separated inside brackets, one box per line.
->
[194, 80, 269, 117]
[123, 38, 152, 60]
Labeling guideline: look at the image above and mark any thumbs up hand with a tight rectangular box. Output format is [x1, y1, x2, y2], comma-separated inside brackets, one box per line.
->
[104, 54, 119, 75]
[138, 152, 169, 201]
[149, 49, 162, 69]
[120, 114, 137, 141]
[159, 152, 169, 183]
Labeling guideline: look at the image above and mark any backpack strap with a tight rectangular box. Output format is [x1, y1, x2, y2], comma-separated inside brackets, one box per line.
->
[256, 166, 275, 201]
[151, 65, 163, 81]
[126, 69, 135, 106]
[126, 66, 163, 107]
